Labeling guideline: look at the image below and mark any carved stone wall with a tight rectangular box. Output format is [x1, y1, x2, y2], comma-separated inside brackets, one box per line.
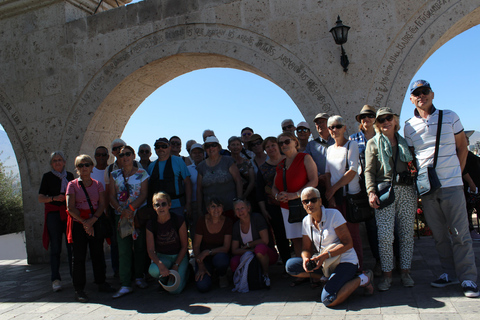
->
[0, 0, 479, 262]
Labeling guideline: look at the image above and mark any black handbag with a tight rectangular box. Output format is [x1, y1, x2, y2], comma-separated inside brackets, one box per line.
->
[344, 142, 375, 223]
[282, 161, 307, 223]
[377, 144, 398, 209]
[416, 110, 443, 196]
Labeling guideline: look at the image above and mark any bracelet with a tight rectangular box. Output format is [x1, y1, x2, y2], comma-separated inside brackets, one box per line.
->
[174, 263, 179, 267]
[209, 249, 213, 255]
[117, 206, 122, 212]
[129, 204, 135, 211]
[328, 251, 332, 259]
[274, 193, 278, 200]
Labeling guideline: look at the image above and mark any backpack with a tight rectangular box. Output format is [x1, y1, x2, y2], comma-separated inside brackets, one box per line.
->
[247, 255, 266, 290]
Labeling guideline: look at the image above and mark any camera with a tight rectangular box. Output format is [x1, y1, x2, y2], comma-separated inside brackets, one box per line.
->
[396, 172, 414, 185]
[306, 260, 317, 271]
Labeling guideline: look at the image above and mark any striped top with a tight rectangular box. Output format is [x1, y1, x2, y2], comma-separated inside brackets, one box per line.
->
[404, 107, 464, 188]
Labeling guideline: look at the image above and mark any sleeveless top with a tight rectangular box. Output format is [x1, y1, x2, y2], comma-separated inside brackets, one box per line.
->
[274, 152, 308, 210]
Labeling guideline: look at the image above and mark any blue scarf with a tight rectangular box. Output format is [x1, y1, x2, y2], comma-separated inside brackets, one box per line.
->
[373, 132, 412, 173]
[51, 169, 68, 193]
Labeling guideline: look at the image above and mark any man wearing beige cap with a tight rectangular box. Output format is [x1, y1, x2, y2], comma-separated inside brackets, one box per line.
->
[281, 119, 296, 133]
[306, 113, 335, 201]
[296, 121, 311, 152]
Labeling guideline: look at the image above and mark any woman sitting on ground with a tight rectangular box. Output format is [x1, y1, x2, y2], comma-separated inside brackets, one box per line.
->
[286, 187, 373, 307]
[193, 198, 233, 292]
[147, 192, 189, 294]
[230, 199, 278, 288]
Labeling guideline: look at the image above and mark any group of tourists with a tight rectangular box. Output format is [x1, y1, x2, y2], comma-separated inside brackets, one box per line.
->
[38, 79, 479, 307]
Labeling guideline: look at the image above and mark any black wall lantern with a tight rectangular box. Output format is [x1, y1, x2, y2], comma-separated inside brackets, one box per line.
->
[329, 16, 350, 72]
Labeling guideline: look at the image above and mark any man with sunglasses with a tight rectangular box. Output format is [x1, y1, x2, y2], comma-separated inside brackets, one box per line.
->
[240, 127, 256, 160]
[138, 144, 152, 169]
[404, 80, 478, 298]
[147, 137, 192, 219]
[281, 119, 296, 133]
[92, 146, 109, 190]
[296, 121, 311, 152]
[306, 113, 335, 202]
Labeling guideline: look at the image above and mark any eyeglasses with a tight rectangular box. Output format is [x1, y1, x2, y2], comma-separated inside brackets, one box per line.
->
[153, 201, 168, 208]
[377, 114, 394, 124]
[95, 153, 108, 157]
[138, 149, 150, 154]
[250, 140, 262, 147]
[296, 128, 310, 133]
[282, 124, 294, 131]
[278, 139, 292, 147]
[170, 141, 181, 146]
[359, 114, 375, 120]
[77, 163, 91, 168]
[412, 88, 431, 97]
[242, 132, 252, 137]
[155, 144, 169, 149]
[301, 197, 319, 205]
[112, 146, 123, 152]
[204, 143, 219, 149]
[118, 151, 133, 158]
[328, 124, 344, 130]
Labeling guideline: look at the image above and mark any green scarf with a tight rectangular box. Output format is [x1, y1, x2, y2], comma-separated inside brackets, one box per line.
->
[373, 132, 413, 173]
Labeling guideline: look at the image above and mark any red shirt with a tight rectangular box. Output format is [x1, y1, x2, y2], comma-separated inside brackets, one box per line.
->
[274, 153, 308, 209]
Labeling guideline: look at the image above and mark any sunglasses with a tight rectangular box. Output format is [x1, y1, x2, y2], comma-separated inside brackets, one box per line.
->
[250, 140, 262, 147]
[328, 124, 344, 130]
[282, 124, 294, 131]
[359, 114, 376, 120]
[118, 151, 133, 158]
[204, 143, 219, 149]
[302, 197, 319, 205]
[153, 201, 168, 208]
[377, 114, 394, 124]
[138, 149, 150, 154]
[77, 163, 91, 168]
[296, 128, 310, 133]
[155, 144, 169, 149]
[95, 153, 108, 157]
[170, 141, 181, 146]
[242, 132, 252, 137]
[278, 139, 292, 147]
[412, 88, 431, 97]
[112, 146, 123, 152]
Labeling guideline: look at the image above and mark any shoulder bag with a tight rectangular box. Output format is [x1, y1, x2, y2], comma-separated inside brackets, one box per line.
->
[344, 142, 375, 223]
[283, 160, 307, 223]
[311, 223, 340, 278]
[416, 110, 443, 196]
[79, 180, 111, 239]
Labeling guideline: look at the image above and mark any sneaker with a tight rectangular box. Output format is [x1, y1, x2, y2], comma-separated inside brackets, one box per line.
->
[112, 286, 133, 299]
[263, 274, 271, 288]
[430, 273, 460, 288]
[75, 290, 89, 303]
[470, 230, 480, 241]
[98, 282, 116, 293]
[377, 276, 392, 291]
[219, 275, 229, 288]
[401, 273, 415, 287]
[462, 280, 480, 298]
[361, 269, 374, 296]
[52, 280, 62, 292]
[135, 278, 148, 289]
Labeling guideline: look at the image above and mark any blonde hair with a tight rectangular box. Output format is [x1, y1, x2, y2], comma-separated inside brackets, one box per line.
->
[152, 192, 171, 206]
[374, 114, 401, 133]
[74, 154, 94, 175]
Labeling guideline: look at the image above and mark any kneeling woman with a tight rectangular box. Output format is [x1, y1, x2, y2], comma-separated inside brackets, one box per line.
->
[286, 187, 373, 307]
[230, 199, 278, 287]
[193, 198, 233, 292]
[146, 192, 189, 294]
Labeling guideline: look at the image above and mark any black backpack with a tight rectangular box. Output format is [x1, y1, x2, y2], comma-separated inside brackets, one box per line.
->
[247, 255, 266, 290]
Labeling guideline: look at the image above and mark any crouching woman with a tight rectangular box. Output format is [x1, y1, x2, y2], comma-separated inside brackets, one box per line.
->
[146, 192, 189, 294]
[285, 187, 373, 307]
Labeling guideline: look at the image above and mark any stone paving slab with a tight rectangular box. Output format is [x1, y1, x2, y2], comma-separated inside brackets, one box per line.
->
[0, 237, 479, 320]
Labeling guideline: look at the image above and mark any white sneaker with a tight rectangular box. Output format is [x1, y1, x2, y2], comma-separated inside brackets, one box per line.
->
[52, 280, 62, 292]
[462, 280, 480, 298]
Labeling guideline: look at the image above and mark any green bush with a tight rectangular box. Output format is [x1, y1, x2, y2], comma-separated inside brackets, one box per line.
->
[0, 158, 24, 235]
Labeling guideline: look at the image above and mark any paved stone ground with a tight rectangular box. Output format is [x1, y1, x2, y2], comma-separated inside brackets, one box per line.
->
[1, 237, 479, 320]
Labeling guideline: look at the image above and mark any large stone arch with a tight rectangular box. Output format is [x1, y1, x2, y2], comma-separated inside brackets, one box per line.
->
[64, 23, 338, 156]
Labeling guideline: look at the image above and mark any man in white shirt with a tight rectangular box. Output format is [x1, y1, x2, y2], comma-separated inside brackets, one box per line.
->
[404, 80, 478, 298]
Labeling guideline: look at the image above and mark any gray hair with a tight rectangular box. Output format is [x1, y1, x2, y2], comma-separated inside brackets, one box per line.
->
[233, 198, 251, 209]
[281, 119, 294, 127]
[50, 151, 66, 164]
[110, 138, 126, 149]
[138, 144, 151, 152]
[228, 136, 242, 146]
[301, 187, 320, 199]
[327, 115, 345, 127]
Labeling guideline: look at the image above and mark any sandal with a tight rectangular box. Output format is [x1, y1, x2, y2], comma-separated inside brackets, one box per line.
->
[290, 277, 309, 287]
[361, 269, 374, 296]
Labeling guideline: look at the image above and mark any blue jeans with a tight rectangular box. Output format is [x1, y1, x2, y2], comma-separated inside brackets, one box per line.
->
[46, 211, 72, 282]
[195, 252, 230, 292]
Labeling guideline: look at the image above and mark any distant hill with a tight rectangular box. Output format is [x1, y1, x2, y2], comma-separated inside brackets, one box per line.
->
[0, 130, 20, 178]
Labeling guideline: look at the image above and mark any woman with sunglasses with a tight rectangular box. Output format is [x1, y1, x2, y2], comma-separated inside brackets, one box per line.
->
[193, 197, 233, 292]
[349, 105, 382, 276]
[272, 132, 318, 258]
[147, 192, 189, 294]
[197, 136, 243, 220]
[256, 137, 290, 270]
[365, 107, 416, 291]
[38, 151, 74, 293]
[109, 146, 149, 298]
[248, 133, 268, 173]
[285, 187, 373, 307]
[228, 136, 255, 201]
[66, 155, 114, 302]
[324, 115, 364, 269]
[295, 122, 311, 153]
